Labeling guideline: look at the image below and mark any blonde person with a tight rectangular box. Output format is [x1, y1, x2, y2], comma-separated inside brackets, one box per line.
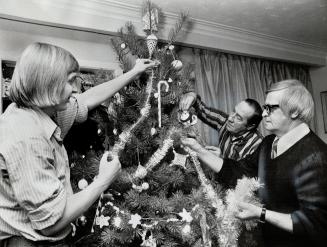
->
[0, 42, 157, 247]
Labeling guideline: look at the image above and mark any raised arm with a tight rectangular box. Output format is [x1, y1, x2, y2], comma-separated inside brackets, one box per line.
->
[78, 59, 158, 111]
[179, 92, 228, 130]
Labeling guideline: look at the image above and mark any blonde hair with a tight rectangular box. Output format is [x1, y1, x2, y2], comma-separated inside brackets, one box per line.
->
[10, 42, 79, 108]
[267, 79, 314, 123]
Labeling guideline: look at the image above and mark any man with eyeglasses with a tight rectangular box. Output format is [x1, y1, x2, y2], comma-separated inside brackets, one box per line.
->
[182, 79, 327, 247]
[179, 93, 263, 161]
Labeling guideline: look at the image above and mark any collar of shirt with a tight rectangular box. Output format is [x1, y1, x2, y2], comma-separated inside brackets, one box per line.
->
[8, 104, 63, 143]
[230, 130, 252, 144]
[36, 110, 63, 143]
[274, 123, 310, 157]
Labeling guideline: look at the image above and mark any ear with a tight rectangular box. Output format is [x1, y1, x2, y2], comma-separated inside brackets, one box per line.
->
[290, 110, 299, 119]
[246, 123, 256, 131]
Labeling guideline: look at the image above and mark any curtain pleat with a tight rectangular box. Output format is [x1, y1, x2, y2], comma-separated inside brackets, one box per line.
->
[192, 48, 315, 145]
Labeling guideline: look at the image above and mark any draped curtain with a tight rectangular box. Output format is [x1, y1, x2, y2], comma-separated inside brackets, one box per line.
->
[192, 48, 314, 146]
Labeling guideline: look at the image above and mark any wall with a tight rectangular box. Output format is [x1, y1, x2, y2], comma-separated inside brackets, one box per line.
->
[0, 19, 121, 72]
[310, 60, 327, 143]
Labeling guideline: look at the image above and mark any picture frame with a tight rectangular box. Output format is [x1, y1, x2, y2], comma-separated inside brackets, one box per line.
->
[321, 91, 327, 133]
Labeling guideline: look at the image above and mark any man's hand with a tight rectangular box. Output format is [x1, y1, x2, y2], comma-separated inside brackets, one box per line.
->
[181, 137, 203, 153]
[235, 201, 261, 221]
[205, 146, 221, 157]
[133, 58, 159, 74]
[97, 151, 121, 187]
[179, 92, 197, 111]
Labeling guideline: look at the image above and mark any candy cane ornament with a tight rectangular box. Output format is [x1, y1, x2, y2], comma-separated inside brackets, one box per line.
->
[156, 80, 169, 128]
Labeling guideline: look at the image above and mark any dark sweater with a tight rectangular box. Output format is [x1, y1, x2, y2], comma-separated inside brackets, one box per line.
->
[217, 131, 327, 247]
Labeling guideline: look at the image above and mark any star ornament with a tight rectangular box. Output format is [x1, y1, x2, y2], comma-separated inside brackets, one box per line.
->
[96, 215, 110, 228]
[170, 149, 188, 169]
[129, 214, 142, 228]
[178, 208, 193, 223]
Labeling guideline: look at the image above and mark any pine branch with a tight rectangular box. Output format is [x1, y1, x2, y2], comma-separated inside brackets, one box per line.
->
[168, 12, 188, 45]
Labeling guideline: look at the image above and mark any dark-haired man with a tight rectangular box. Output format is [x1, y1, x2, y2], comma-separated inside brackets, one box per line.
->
[179, 92, 263, 161]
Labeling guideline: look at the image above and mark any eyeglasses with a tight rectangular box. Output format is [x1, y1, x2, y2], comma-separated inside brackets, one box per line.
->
[262, 104, 279, 115]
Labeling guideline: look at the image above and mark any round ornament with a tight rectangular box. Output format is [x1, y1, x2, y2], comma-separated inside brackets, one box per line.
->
[78, 178, 88, 190]
[150, 127, 156, 136]
[76, 215, 87, 226]
[171, 60, 183, 71]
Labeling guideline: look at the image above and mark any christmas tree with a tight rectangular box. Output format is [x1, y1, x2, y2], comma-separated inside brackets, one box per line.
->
[66, 1, 261, 246]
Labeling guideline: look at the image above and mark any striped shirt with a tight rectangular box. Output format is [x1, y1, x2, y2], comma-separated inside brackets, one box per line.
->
[0, 95, 88, 241]
[195, 96, 262, 161]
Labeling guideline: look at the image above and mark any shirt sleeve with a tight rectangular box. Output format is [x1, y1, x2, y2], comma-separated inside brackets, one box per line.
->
[2, 137, 67, 230]
[291, 152, 327, 244]
[194, 95, 228, 130]
[215, 144, 260, 188]
[56, 94, 88, 139]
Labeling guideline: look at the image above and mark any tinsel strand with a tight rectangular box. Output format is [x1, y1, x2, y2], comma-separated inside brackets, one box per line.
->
[91, 70, 155, 231]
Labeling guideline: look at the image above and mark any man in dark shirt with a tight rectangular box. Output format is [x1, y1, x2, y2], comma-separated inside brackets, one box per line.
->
[182, 80, 327, 247]
[179, 92, 263, 160]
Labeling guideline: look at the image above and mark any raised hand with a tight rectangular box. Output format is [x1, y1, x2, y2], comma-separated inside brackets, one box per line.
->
[133, 58, 160, 74]
[179, 92, 197, 111]
[181, 137, 203, 153]
[97, 151, 121, 187]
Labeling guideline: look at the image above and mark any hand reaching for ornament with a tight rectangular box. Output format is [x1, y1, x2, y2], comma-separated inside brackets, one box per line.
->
[181, 137, 204, 153]
[235, 201, 261, 221]
[179, 92, 197, 111]
[133, 58, 160, 74]
[97, 151, 121, 187]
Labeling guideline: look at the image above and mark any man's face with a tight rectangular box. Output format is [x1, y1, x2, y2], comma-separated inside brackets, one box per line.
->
[263, 90, 292, 136]
[226, 101, 254, 134]
[54, 73, 75, 112]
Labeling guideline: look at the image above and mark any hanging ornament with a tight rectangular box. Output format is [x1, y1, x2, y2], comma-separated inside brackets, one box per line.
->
[114, 92, 123, 105]
[142, 8, 159, 32]
[168, 78, 173, 83]
[96, 214, 110, 228]
[78, 178, 89, 190]
[141, 230, 157, 247]
[134, 164, 148, 179]
[168, 45, 175, 50]
[178, 208, 193, 223]
[70, 223, 76, 237]
[182, 224, 191, 235]
[76, 215, 88, 227]
[157, 80, 169, 128]
[150, 127, 157, 136]
[146, 34, 158, 58]
[141, 182, 149, 190]
[120, 42, 126, 49]
[171, 60, 183, 71]
[132, 182, 149, 193]
[113, 128, 118, 135]
[113, 216, 122, 228]
[128, 214, 142, 228]
[178, 110, 198, 127]
[97, 128, 102, 135]
[108, 102, 117, 118]
[169, 149, 188, 169]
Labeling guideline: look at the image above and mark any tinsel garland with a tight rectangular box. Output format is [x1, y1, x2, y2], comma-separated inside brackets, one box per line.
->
[92, 70, 154, 231]
[187, 149, 261, 247]
[187, 149, 225, 243]
[133, 127, 177, 179]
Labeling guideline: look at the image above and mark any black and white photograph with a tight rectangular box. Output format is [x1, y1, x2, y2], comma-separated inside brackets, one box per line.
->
[0, 1, 327, 246]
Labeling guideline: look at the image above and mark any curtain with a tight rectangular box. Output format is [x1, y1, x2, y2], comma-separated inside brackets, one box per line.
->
[192, 48, 314, 146]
